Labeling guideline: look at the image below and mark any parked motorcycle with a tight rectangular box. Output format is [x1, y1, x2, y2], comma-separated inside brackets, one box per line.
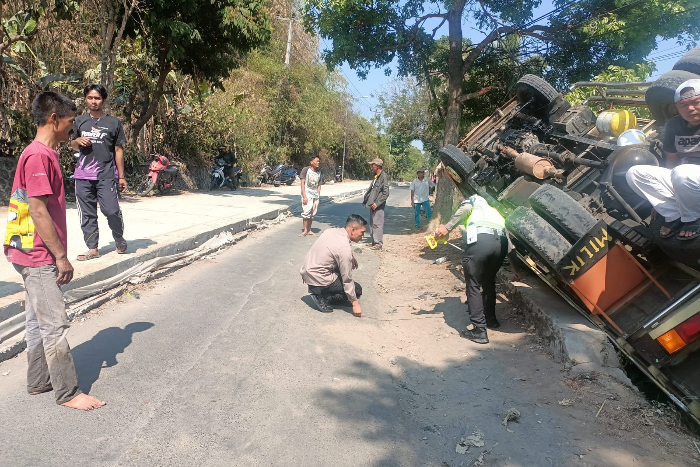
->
[258, 163, 297, 187]
[335, 165, 343, 182]
[136, 153, 179, 196]
[210, 156, 242, 191]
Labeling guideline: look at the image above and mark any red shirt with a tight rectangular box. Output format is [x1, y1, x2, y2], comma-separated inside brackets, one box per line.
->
[4, 141, 67, 267]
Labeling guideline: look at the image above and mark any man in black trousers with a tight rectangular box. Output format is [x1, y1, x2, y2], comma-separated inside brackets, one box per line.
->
[434, 194, 508, 344]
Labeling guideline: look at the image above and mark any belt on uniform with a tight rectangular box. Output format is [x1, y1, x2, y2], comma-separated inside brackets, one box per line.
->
[476, 227, 504, 236]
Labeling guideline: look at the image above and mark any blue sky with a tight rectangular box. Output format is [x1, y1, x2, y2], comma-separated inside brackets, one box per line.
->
[324, 2, 690, 123]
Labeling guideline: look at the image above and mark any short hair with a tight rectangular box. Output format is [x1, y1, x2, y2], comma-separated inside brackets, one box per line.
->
[309, 155, 320, 162]
[346, 214, 367, 227]
[31, 91, 77, 126]
[84, 83, 108, 99]
[680, 86, 696, 97]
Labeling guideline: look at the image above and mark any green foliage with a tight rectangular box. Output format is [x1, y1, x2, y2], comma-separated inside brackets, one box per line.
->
[137, 0, 272, 85]
[157, 49, 380, 181]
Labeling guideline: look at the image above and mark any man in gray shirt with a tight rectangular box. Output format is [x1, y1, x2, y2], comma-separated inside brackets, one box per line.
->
[363, 158, 389, 250]
[300, 214, 367, 317]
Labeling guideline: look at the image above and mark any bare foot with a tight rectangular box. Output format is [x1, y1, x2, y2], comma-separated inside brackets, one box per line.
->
[307, 231, 317, 236]
[61, 393, 106, 411]
[29, 386, 53, 395]
[299, 231, 308, 237]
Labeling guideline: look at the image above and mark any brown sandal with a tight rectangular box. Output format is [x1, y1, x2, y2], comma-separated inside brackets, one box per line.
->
[77, 251, 100, 261]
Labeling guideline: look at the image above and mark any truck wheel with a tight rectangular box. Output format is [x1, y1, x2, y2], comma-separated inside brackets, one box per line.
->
[506, 206, 572, 271]
[515, 74, 567, 120]
[528, 184, 597, 243]
[438, 144, 476, 184]
[672, 47, 700, 76]
[645, 70, 700, 124]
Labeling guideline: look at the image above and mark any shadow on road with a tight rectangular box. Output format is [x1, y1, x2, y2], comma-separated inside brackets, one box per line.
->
[72, 321, 154, 393]
[0, 280, 24, 300]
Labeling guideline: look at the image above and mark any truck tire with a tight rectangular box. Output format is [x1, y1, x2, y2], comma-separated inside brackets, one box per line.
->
[515, 75, 568, 120]
[506, 206, 572, 270]
[438, 144, 476, 184]
[528, 184, 597, 243]
[672, 47, 700, 76]
[646, 70, 700, 124]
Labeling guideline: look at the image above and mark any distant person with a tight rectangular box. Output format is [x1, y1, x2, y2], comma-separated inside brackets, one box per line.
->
[410, 168, 435, 228]
[4, 91, 105, 410]
[300, 214, 367, 317]
[363, 158, 389, 250]
[299, 155, 323, 236]
[434, 194, 508, 344]
[70, 83, 127, 261]
[627, 79, 700, 240]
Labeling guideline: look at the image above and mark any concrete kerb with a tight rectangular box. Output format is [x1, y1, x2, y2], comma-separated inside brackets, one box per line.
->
[497, 270, 634, 387]
[0, 188, 366, 363]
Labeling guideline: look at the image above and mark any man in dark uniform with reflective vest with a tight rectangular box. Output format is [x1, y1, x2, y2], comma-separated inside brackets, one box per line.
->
[435, 194, 508, 344]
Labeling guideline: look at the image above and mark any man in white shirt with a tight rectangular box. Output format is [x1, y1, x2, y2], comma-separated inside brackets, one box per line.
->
[299, 155, 322, 237]
[410, 168, 435, 228]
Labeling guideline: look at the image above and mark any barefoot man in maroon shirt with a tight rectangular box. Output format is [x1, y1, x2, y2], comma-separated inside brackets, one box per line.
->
[4, 91, 105, 410]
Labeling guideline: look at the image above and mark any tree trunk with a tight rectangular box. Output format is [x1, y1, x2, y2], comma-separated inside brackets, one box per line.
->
[433, 1, 466, 221]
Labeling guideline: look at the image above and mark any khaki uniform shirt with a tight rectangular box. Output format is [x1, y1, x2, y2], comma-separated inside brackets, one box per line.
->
[299, 227, 358, 301]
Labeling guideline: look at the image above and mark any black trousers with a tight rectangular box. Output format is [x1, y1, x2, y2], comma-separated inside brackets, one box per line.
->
[75, 179, 125, 249]
[462, 233, 508, 328]
[308, 275, 362, 302]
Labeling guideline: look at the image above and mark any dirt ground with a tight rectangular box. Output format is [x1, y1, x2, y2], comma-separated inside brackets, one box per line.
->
[328, 193, 700, 466]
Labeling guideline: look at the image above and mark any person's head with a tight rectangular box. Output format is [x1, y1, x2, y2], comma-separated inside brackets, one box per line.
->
[309, 155, 320, 169]
[32, 91, 77, 142]
[417, 168, 425, 180]
[345, 214, 367, 242]
[368, 158, 383, 174]
[674, 79, 700, 126]
[83, 83, 108, 112]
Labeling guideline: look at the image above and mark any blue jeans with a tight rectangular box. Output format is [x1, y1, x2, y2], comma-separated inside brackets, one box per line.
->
[414, 201, 432, 227]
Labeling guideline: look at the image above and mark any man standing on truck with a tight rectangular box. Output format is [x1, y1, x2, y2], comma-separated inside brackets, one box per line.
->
[627, 79, 700, 240]
[299, 155, 323, 237]
[434, 195, 508, 344]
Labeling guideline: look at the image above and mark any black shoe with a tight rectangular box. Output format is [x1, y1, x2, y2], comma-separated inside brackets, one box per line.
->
[460, 326, 489, 344]
[327, 293, 352, 306]
[310, 294, 333, 313]
[485, 318, 500, 329]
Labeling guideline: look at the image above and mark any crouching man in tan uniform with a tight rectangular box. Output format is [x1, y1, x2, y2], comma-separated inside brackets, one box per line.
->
[300, 214, 367, 317]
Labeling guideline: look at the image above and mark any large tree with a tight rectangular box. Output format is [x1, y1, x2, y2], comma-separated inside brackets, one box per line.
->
[119, 0, 272, 139]
[303, 0, 700, 147]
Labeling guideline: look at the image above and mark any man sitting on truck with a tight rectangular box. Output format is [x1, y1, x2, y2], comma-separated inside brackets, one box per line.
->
[627, 79, 700, 240]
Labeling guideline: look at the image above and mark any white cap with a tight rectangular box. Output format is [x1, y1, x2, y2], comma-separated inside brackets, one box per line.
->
[674, 79, 700, 103]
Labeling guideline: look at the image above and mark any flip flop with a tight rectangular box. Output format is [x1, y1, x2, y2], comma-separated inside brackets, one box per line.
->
[678, 220, 700, 241]
[660, 218, 683, 238]
[77, 251, 99, 261]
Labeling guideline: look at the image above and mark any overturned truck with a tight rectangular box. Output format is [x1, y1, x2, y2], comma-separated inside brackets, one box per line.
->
[440, 48, 700, 424]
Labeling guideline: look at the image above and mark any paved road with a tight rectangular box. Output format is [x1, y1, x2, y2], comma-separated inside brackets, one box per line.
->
[0, 195, 429, 466]
[0, 192, 692, 467]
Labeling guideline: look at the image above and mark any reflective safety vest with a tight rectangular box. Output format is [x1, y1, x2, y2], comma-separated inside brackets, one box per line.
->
[463, 197, 505, 231]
